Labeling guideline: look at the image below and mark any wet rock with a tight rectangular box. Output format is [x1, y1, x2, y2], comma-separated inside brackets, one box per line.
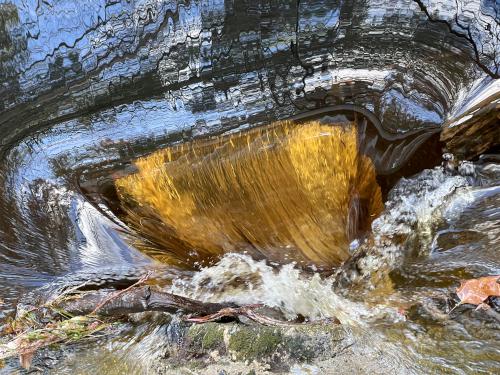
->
[160, 321, 350, 373]
[442, 79, 500, 161]
[227, 326, 282, 361]
[334, 166, 472, 291]
[441, 108, 500, 161]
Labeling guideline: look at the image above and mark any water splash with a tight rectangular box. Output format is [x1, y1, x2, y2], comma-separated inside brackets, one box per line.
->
[171, 253, 381, 324]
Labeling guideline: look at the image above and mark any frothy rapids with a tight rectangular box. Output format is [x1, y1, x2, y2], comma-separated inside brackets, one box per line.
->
[167, 165, 476, 323]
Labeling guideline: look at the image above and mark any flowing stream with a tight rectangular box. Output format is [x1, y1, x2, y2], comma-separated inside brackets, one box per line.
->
[0, 1, 499, 374]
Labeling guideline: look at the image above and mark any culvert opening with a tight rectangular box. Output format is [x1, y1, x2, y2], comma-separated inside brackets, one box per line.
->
[79, 106, 443, 272]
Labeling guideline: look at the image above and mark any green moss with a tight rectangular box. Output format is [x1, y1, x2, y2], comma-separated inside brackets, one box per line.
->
[284, 336, 316, 361]
[187, 323, 224, 351]
[227, 326, 282, 360]
[201, 325, 224, 350]
[179, 321, 346, 366]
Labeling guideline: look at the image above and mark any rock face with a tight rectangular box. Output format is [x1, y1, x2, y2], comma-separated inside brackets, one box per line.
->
[442, 106, 499, 161]
[441, 79, 500, 160]
[0, 0, 498, 149]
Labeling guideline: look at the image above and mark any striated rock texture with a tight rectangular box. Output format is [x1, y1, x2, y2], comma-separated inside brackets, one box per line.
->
[0, 0, 498, 152]
[442, 79, 500, 160]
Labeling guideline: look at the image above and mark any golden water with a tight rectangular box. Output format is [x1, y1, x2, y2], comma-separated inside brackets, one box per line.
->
[115, 120, 383, 269]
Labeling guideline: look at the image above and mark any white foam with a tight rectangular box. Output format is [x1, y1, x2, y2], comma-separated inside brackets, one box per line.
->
[170, 167, 474, 324]
[170, 253, 401, 325]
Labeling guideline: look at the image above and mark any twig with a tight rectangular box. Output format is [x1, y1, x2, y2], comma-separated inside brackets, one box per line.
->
[447, 301, 462, 316]
[186, 304, 339, 326]
[90, 271, 152, 315]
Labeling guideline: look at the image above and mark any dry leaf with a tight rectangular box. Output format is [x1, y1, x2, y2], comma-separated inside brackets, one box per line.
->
[19, 351, 34, 370]
[456, 276, 500, 306]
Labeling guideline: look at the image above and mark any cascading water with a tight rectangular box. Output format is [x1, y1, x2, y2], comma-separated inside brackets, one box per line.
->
[0, 1, 498, 374]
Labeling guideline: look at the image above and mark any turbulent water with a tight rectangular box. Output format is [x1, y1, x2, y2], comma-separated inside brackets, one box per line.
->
[0, 0, 499, 373]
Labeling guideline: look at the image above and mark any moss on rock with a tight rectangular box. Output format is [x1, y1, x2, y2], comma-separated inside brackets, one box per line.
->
[178, 320, 348, 371]
[186, 323, 225, 352]
[227, 326, 282, 361]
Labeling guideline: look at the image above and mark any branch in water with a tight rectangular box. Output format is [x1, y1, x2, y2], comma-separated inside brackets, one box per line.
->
[90, 271, 153, 315]
[0, 286, 237, 368]
[186, 305, 340, 326]
[58, 286, 233, 317]
[59, 287, 337, 325]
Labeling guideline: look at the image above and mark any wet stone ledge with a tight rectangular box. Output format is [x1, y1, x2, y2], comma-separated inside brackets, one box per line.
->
[5, 312, 400, 374]
[160, 320, 350, 374]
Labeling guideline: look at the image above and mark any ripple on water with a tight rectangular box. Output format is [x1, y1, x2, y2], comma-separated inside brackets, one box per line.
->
[0, 0, 499, 373]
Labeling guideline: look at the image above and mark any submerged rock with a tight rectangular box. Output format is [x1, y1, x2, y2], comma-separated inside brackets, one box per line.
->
[139, 317, 404, 375]
[7, 312, 404, 375]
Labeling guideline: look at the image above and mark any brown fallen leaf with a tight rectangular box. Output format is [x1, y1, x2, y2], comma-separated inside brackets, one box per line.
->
[19, 351, 34, 370]
[456, 275, 500, 306]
